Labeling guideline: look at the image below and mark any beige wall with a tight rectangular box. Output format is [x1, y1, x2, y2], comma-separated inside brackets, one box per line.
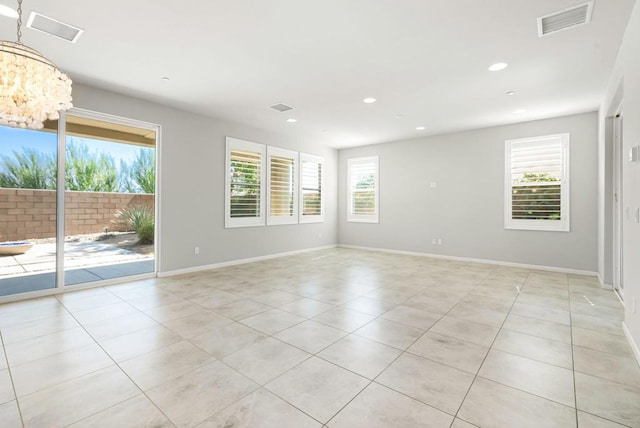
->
[0, 188, 153, 241]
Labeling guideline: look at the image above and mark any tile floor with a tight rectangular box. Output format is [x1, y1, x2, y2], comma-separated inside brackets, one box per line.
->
[0, 248, 638, 427]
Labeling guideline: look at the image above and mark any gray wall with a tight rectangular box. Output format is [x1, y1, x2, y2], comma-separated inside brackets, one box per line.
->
[600, 0, 640, 356]
[338, 112, 598, 272]
[72, 83, 338, 273]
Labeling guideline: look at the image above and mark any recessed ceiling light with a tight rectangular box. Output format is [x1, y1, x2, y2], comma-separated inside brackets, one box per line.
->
[506, 91, 516, 96]
[416, 126, 426, 131]
[0, 4, 17, 18]
[161, 77, 170, 81]
[363, 97, 377, 104]
[394, 114, 405, 119]
[513, 109, 526, 114]
[286, 118, 297, 123]
[488, 62, 508, 71]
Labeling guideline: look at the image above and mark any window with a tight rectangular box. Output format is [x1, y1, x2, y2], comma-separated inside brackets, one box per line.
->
[505, 133, 570, 231]
[267, 146, 298, 225]
[225, 137, 265, 228]
[299, 153, 325, 223]
[347, 156, 379, 223]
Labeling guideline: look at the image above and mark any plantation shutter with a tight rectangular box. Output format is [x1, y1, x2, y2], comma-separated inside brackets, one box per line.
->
[348, 156, 379, 223]
[267, 147, 298, 225]
[299, 153, 324, 223]
[230, 150, 262, 218]
[225, 138, 265, 228]
[302, 159, 321, 215]
[505, 134, 569, 231]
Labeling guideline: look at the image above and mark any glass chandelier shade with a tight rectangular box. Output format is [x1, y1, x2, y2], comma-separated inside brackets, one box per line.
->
[0, 1, 73, 130]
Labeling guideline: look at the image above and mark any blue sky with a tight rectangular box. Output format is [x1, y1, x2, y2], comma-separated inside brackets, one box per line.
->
[0, 126, 147, 166]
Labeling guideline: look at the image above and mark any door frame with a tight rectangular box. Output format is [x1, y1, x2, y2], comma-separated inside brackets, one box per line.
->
[612, 103, 624, 299]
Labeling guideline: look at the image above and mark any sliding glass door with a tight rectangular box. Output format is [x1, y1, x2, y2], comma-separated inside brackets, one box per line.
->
[0, 110, 158, 298]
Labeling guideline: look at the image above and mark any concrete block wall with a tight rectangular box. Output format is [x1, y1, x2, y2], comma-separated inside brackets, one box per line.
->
[0, 188, 153, 241]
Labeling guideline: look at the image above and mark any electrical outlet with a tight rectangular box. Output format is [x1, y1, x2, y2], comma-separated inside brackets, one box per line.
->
[437, 238, 443, 245]
[432, 238, 437, 245]
[194, 246, 200, 255]
[430, 182, 437, 189]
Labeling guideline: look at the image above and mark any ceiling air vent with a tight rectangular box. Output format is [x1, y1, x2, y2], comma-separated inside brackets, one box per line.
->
[269, 103, 294, 113]
[26, 12, 84, 43]
[537, 1, 593, 37]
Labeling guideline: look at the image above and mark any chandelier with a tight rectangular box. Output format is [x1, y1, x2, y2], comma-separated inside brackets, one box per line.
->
[0, 0, 72, 129]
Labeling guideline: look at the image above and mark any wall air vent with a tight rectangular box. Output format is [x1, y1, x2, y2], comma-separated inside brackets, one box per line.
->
[26, 12, 84, 43]
[269, 103, 294, 113]
[537, 2, 593, 37]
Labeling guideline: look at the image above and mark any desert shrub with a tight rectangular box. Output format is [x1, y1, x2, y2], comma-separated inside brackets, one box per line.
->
[114, 205, 154, 244]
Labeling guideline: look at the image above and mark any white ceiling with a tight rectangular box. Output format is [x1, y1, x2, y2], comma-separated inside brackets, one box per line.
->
[0, 0, 635, 148]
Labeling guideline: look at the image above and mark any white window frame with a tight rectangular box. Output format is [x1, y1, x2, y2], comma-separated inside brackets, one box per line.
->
[267, 146, 298, 225]
[299, 153, 325, 224]
[347, 156, 379, 223]
[504, 133, 570, 232]
[225, 137, 266, 228]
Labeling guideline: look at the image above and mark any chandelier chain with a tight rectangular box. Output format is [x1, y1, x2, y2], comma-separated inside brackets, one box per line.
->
[16, 0, 23, 43]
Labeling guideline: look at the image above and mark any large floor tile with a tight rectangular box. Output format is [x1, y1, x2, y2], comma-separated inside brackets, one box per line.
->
[274, 320, 346, 354]
[99, 324, 183, 362]
[82, 311, 158, 341]
[478, 350, 575, 407]
[210, 298, 271, 320]
[162, 309, 233, 339]
[0, 369, 14, 404]
[119, 340, 214, 390]
[502, 313, 571, 343]
[510, 302, 570, 326]
[278, 298, 334, 318]
[72, 302, 138, 325]
[376, 352, 474, 415]
[0, 401, 21, 428]
[354, 318, 424, 350]
[68, 394, 172, 428]
[199, 388, 321, 428]
[492, 329, 573, 369]
[266, 357, 369, 423]
[573, 346, 640, 388]
[239, 309, 305, 335]
[408, 331, 489, 374]
[19, 365, 140, 428]
[577, 411, 630, 427]
[328, 382, 452, 427]
[458, 377, 576, 428]
[571, 313, 625, 337]
[430, 316, 499, 347]
[4, 327, 94, 366]
[342, 296, 396, 316]
[147, 361, 258, 427]
[223, 337, 310, 384]
[190, 322, 267, 359]
[575, 372, 640, 427]
[312, 307, 376, 332]
[142, 300, 205, 323]
[318, 335, 401, 379]
[380, 305, 441, 330]
[572, 327, 634, 357]
[11, 343, 113, 397]
[0, 312, 79, 345]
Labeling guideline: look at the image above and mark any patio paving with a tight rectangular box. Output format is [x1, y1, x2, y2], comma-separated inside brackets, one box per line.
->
[0, 241, 154, 297]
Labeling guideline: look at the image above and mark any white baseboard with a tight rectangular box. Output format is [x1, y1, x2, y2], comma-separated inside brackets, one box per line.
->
[338, 244, 598, 277]
[623, 322, 640, 367]
[158, 245, 338, 278]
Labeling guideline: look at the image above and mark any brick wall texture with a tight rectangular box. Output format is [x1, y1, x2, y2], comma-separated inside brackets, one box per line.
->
[0, 189, 154, 242]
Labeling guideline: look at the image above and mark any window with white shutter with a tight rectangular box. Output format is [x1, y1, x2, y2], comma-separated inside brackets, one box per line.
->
[348, 156, 379, 223]
[504, 133, 570, 231]
[267, 146, 298, 225]
[225, 137, 265, 228]
[299, 153, 325, 223]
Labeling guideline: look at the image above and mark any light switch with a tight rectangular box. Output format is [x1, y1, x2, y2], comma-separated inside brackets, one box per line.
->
[430, 182, 437, 189]
[630, 146, 639, 162]
[635, 208, 640, 223]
